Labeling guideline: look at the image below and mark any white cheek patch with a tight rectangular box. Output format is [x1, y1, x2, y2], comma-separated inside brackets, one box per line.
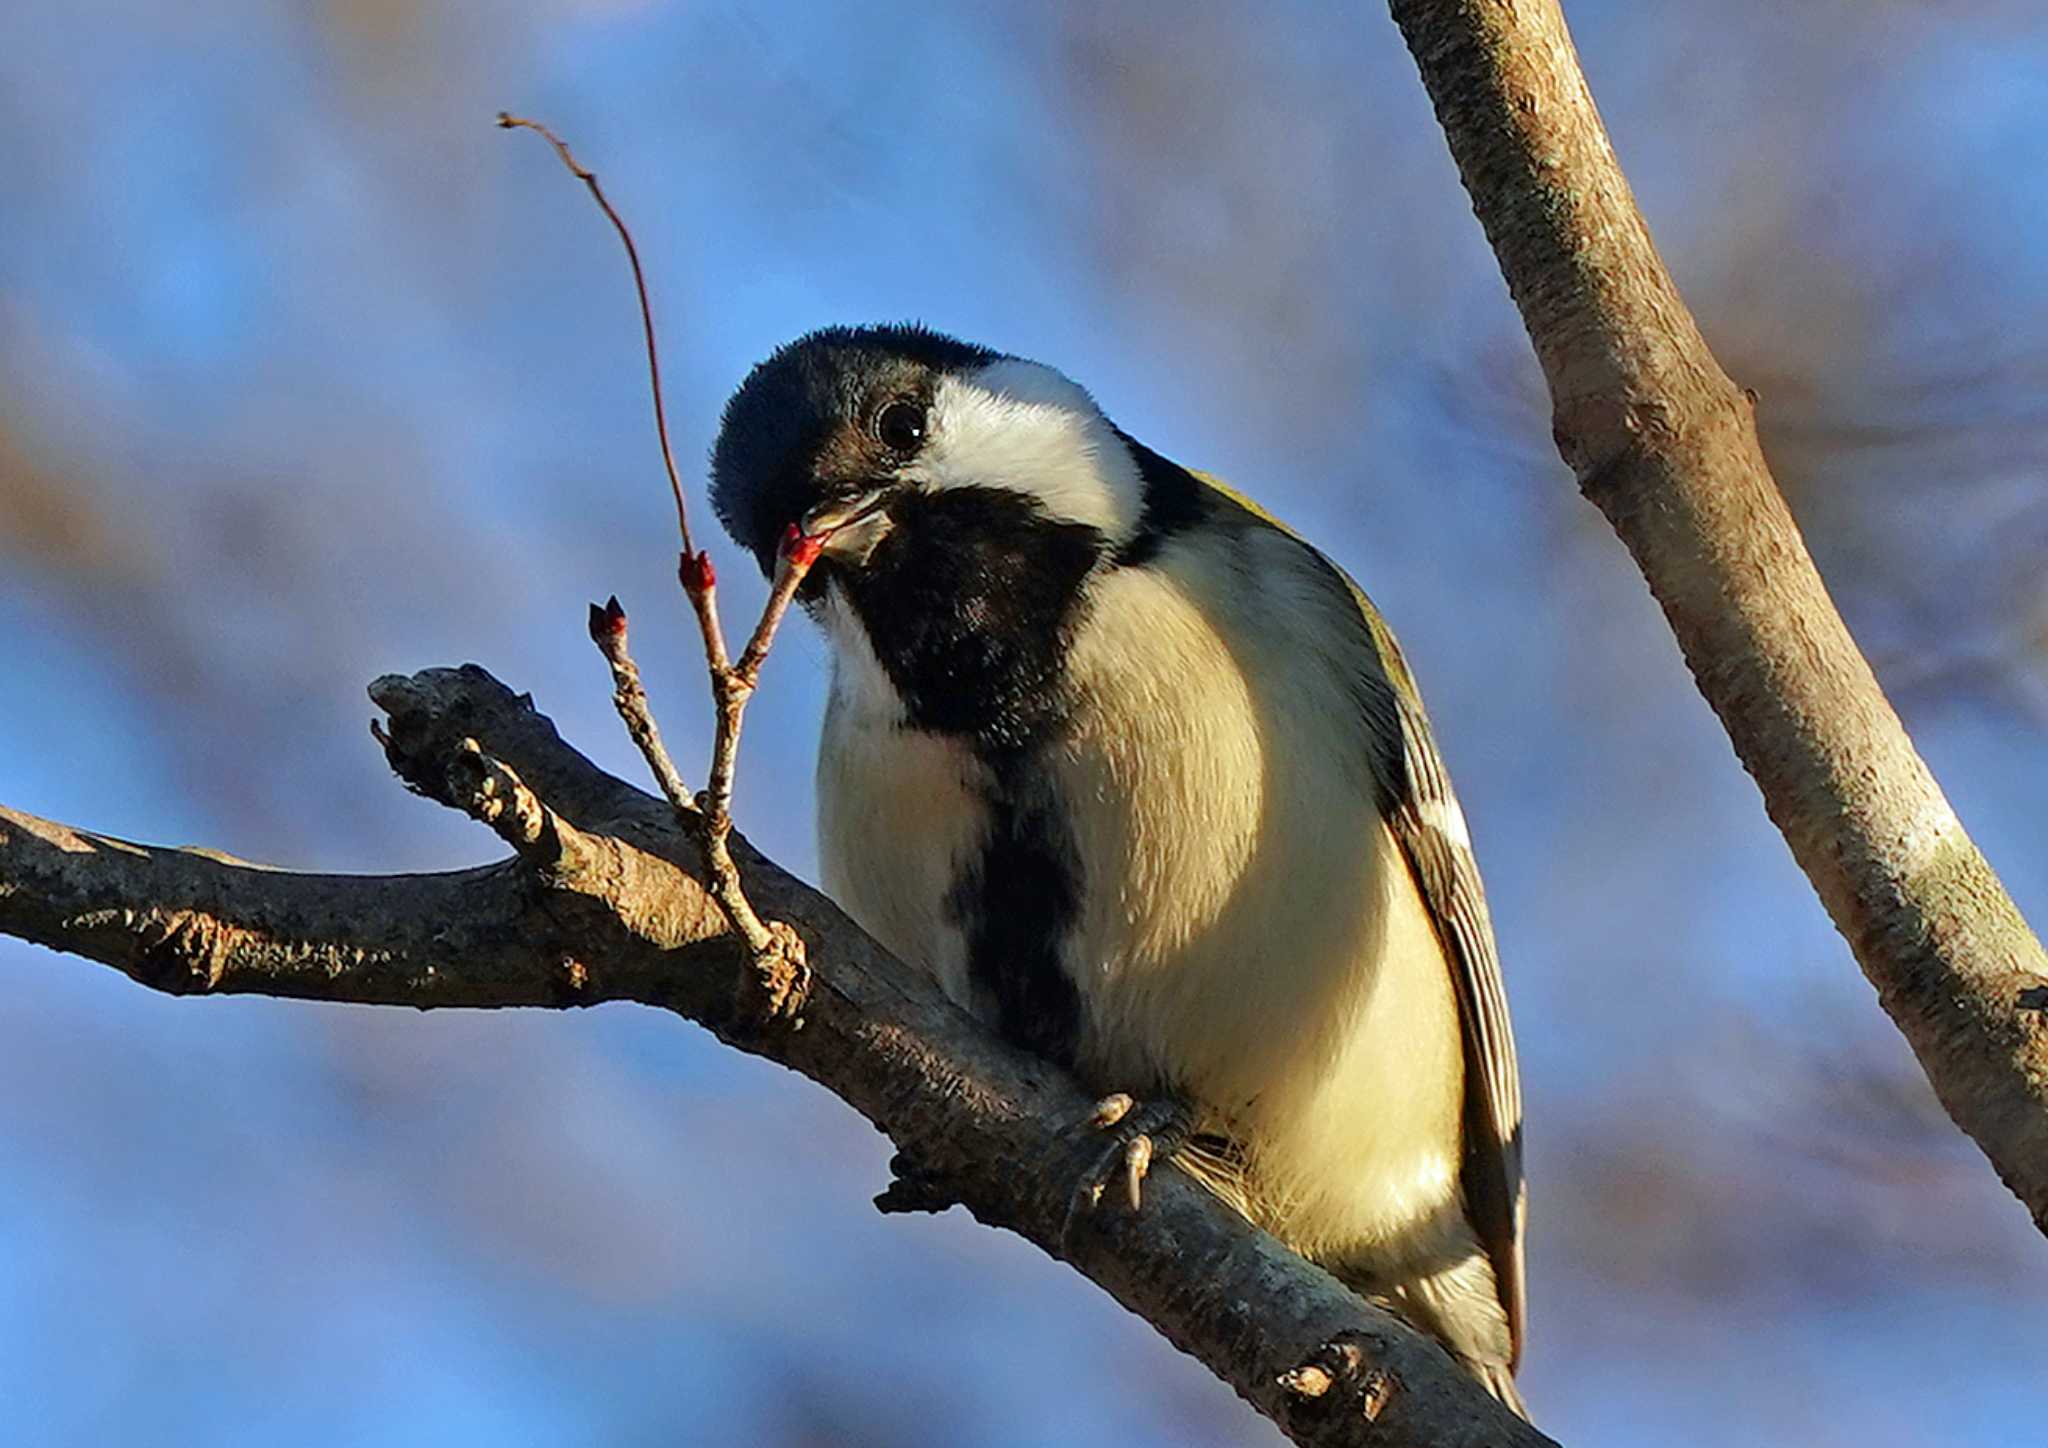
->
[914, 359, 1144, 539]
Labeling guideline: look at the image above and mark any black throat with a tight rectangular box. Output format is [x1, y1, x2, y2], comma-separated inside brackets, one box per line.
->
[828, 485, 1103, 1066]
[831, 485, 1107, 754]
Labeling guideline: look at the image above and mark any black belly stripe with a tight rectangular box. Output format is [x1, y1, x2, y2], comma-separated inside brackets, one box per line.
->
[831, 484, 1098, 1068]
[948, 762, 1083, 1068]
[829, 439, 1208, 1070]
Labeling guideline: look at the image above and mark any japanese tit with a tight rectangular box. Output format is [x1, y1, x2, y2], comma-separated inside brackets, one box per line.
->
[709, 325, 1527, 1415]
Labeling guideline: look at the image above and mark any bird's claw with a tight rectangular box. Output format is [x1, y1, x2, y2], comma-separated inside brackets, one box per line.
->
[1120, 1132, 1154, 1211]
[1061, 1093, 1194, 1254]
[1093, 1091, 1135, 1128]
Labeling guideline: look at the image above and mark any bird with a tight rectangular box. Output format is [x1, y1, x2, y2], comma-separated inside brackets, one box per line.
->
[709, 324, 1527, 1415]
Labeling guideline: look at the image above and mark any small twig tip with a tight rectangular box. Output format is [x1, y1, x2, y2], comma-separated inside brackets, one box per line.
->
[587, 596, 628, 645]
[780, 523, 825, 570]
[680, 550, 716, 596]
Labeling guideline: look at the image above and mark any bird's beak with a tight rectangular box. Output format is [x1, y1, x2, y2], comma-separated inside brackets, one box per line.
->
[800, 486, 896, 558]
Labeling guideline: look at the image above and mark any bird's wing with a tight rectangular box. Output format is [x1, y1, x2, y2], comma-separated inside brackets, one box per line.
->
[1189, 471, 1527, 1366]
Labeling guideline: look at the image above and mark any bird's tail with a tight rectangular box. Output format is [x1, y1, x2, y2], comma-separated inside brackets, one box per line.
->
[1473, 1358, 1530, 1422]
[1347, 1256, 1531, 1423]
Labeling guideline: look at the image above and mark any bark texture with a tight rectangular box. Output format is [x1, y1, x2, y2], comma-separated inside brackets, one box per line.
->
[0, 666, 1551, 1448]
[1386, 0, 2048, 1227]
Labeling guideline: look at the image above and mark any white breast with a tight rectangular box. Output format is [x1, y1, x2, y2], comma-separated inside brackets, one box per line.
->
[815, 588, 993, 1008]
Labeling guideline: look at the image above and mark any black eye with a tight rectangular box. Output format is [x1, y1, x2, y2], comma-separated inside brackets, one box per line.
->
[874, 399, 927, 454]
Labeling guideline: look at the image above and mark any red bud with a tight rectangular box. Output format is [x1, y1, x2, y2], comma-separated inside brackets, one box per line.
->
[587, 595, 628, 644]
[679, 550, 716, 595]
[782, 528, 825, 569]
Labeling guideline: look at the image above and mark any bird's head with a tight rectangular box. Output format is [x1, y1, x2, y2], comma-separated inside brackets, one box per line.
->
[709, 324, 1145, 588]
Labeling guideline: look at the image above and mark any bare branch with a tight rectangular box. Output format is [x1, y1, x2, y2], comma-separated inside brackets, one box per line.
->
[502, 113, 811, 1022]
[587, 595, 694, 823]
[733, 530, 822, 687]
[0, 664, 1551, 1448]
[496, 112, 694, 555]
[1387, 0, 2048, 1228]
[691, 538, 819, 964]
[588, 574, 815, 1020]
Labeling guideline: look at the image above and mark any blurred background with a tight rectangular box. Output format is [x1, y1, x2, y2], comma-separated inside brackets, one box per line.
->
[3, 2, 2045, 1444]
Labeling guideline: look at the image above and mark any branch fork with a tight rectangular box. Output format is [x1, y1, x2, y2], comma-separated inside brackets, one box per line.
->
[504, 111, 832, 1030]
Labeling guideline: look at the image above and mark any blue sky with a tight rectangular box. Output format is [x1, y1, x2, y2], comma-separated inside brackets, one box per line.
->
[3, 3, 2046, 1444]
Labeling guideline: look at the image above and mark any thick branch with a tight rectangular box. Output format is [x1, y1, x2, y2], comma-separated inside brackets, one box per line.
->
[1388, 0, 2048, 1227]
[0, 666, 1549, 1448]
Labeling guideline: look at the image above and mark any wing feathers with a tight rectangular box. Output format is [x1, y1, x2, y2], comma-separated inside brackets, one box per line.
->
[1191, 471, 1527, 1365]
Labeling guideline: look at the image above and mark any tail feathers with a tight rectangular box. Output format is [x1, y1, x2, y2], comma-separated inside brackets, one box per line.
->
[1472, 1359, 1530, 1422]
[1366, 1250, 1528, 1421]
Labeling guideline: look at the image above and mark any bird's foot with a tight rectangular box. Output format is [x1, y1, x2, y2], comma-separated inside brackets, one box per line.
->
[1061, 1092, 1195, 1253]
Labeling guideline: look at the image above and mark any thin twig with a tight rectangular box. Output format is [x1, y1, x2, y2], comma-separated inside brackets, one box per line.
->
[736, 530, 823, 686]
[692, 536, 818, 957]
[587, 596, 693, 810]
[705, 533, 822, 840]
[502, 111, 814, 1023]
[496, 112, 693, 555]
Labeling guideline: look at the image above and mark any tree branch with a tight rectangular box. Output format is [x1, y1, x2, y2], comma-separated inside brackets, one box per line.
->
[0, 665, 1550, 1448]
[1386, 0, 2048, 1228]
[498, 111, 815, 1008]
